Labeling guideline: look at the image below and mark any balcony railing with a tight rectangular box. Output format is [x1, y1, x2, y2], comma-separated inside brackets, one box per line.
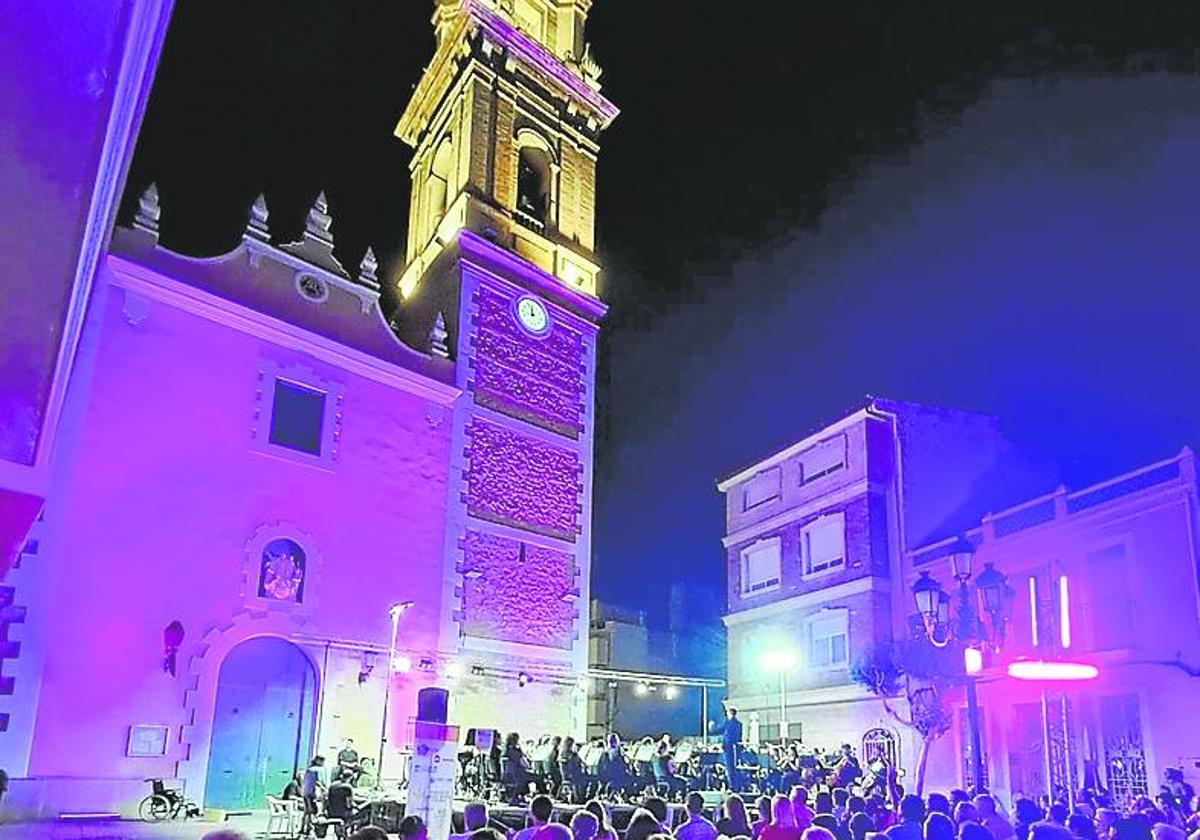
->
[911, 449, 1193, 564]
[513, 207, 546, 234]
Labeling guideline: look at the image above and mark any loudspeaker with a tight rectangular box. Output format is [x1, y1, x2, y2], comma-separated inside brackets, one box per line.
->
[417, 686, 449, 723]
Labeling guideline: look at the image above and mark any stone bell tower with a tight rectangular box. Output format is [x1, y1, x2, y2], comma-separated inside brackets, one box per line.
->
[394, 0, 617, 736]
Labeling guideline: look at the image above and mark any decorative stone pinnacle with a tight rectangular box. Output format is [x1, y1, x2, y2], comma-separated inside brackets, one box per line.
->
[134, 182, 160, 234]
[305, 191, 334, 246]
[429, 311, 450, 359]
[247, 193, 270, 241]
[358, 247, 379, 290]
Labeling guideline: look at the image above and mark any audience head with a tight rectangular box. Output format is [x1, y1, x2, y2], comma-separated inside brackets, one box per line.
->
[1068, 814, 1098, 840]
[351, 829, 389, 840]
[202, 832, 250, 840]
[505, 732, 521, 750]
[1104, 825, 1152, 840]
[792, 786, 811, 805]
[586, 799, 613, 831]
[628, 808, 666, 840]
[1050, 805, 1069, 826]
[804, 828, 838, 840]
[608, 733, 621, 749]
[926, 812, 957, 840]
[960, 823, 993, 840]
[756, 795, 773, 822]
[772, 795, 798, 828]
[571, 810, 600, 840]
[929, 794, 952, 816]
[815, 791, 834, 815]
[974, 796, 998, 819]
[951, 791, 971, 806]
[463, 802, 490, 832]
[813, 815, 841, 835]
[1015, 800, 1046, 827]
[470, 830, 505, 840]
[1151, 826, 1186, 840]
[834, 789, 851, 807]
[686, 792, 706, 817]
[644, 795, 669, 825]
[901, 794, 927, 825]
[399, 815, 428, 840]
[725, 793, 748, 827]
[529, 795, 554, 824]
[1029, 822, 1076, 840]
[849, 796, 866, 815]
[956, 803, 980, 825]
[850, 812, 875, 840]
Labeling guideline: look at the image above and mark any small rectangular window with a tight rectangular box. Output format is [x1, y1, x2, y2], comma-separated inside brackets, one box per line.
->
[743, 468, 782, 510]
[269, 379, 326, 456]
[800, 435, 846, 484]
[807, 611, 849, 669]
[741, 538, 782, 596]
[802, 512, 846, 577]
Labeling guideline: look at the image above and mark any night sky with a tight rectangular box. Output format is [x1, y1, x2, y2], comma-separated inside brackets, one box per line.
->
[121, 1, 1200, 625]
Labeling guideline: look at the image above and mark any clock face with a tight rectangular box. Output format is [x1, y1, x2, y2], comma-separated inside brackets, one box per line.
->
[515, 295, 550, 335]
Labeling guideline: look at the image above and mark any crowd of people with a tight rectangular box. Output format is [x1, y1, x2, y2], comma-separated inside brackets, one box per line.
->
[445, 762, 1200, 840]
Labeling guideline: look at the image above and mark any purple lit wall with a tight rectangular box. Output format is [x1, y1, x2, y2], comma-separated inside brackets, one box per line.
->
[459, 530, 576, 650]
[12, 250, 457, 813]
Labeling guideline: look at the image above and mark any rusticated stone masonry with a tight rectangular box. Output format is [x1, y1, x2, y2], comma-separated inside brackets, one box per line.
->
[459, 530, 576, 650]
[469, 283, 585, 438]
[463, 419, 582, 541]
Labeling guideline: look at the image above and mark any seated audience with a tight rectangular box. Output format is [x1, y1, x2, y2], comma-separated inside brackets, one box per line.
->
[719, 794, 752, 838]
[572, 809, 602, 840]
[629, 808, 669, 840]
[676, 791, 719, 840]
[515, 795, 555, 840]
[452, 802, 491, 840]
[762, 794, 802, 840]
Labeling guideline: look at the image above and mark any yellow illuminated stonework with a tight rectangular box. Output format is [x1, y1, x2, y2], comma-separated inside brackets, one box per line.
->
[396, 0, 617, 300]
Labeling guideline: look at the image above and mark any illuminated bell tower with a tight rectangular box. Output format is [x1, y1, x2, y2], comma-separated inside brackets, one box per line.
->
[395, 0, 617, 736]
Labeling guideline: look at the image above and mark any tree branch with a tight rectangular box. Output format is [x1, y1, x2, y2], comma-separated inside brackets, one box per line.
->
[880, 694, 914, 729]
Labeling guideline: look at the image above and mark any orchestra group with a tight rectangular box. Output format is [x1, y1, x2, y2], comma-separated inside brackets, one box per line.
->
[459, 708, 870, 807]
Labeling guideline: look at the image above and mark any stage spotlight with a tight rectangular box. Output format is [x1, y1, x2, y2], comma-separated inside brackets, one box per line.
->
[392, 655, 412, 674]
[444, 660, 463, 678]
[470, 664, 486, 676]
[517, 671, 533, 687]
[664, 685, 679, 700]
[634, 681, 649, 696]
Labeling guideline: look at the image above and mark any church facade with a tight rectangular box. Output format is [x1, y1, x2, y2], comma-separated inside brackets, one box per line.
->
[0, 0, 616, 819]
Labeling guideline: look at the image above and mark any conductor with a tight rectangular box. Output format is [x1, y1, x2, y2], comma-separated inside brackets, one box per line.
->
[708, 704, 744, 792]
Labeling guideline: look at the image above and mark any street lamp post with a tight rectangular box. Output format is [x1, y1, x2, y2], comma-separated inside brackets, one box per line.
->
[377, 601, 414, 790]
[761, 649, 797, 742]
[911, 540, 1012, 794]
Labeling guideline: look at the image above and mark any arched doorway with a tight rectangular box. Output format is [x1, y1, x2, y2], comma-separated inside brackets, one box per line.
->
[204, 637, 318, 809]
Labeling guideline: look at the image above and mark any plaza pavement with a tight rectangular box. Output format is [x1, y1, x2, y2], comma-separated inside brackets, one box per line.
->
[0, 813, 275, 840]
